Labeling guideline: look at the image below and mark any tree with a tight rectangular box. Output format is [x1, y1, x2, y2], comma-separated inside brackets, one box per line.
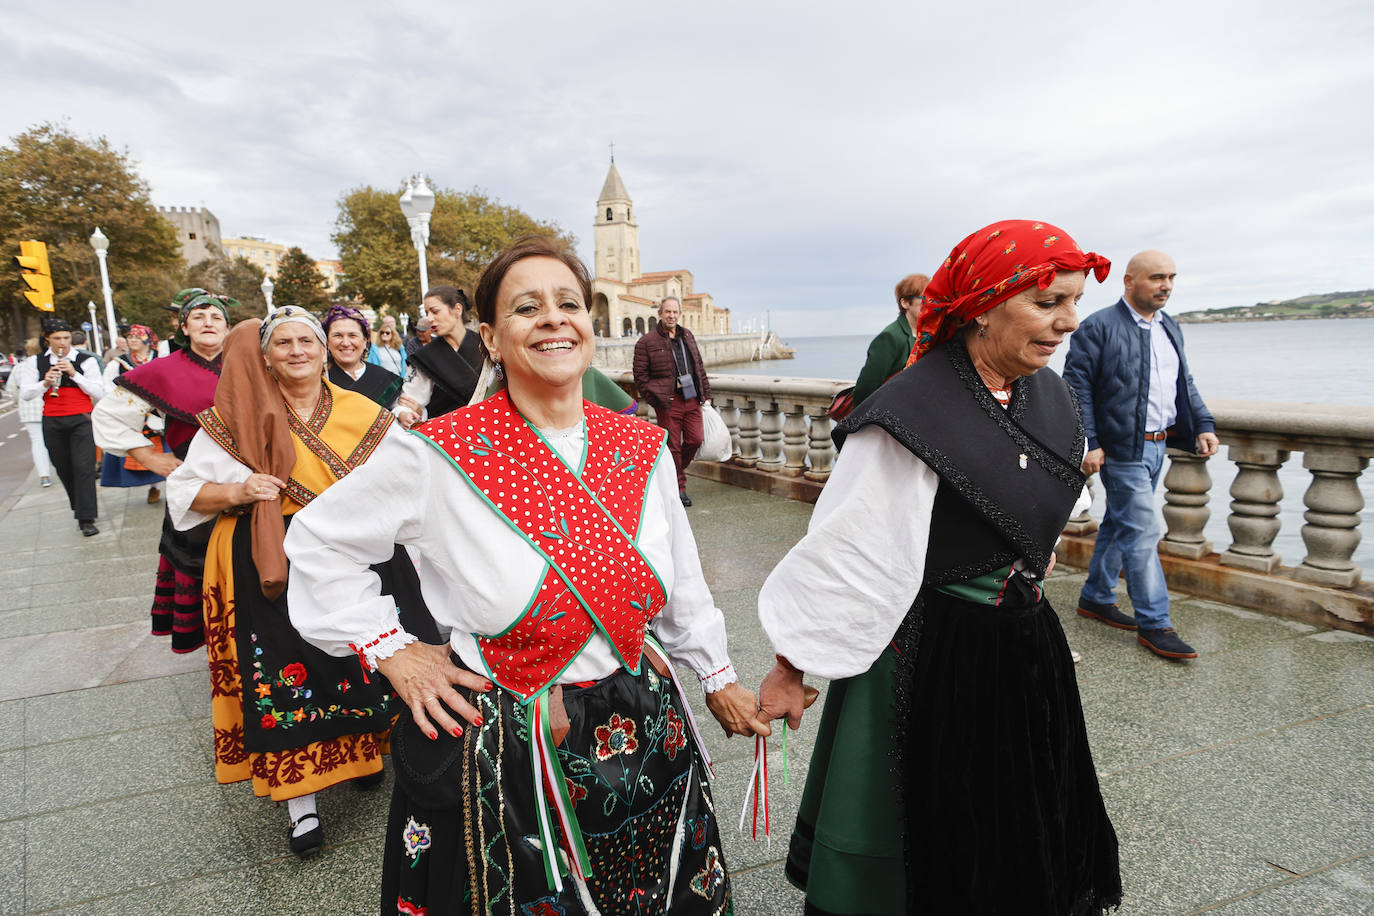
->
[333, 181, 575, 321]
[0, 123, 183, 347]
[273, 246, 332, 313]
[184, 252, 269, 325]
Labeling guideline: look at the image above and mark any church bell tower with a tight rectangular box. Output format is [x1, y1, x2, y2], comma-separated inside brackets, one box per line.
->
[594, 159, 638, 283]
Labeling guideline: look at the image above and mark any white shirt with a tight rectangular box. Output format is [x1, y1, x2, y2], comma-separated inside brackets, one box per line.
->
[759, 427, 938, 680]
[16, 348, 105, 404]
[169, 421, 738, 692]
[91, 385, 165, 457]
[1131, 308, 1179, 433]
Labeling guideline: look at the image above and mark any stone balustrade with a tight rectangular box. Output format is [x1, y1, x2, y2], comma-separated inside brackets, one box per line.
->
[603, 371, 1374, 592]
[1157, 399, 1374, 589]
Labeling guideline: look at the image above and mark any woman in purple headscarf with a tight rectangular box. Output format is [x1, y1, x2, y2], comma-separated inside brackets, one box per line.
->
[323, 305, 402, 409]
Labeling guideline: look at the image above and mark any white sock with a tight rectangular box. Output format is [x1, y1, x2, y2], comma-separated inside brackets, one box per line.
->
[287, 794, 318, 836]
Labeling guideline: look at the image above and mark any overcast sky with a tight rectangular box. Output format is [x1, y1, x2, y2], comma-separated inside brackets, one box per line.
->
[3, 1, 1370, 336]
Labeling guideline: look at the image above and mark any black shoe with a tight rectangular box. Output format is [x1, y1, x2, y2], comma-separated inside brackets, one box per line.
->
[289, 813, 324, 858]
[353, 768, 385, 790]
[1138, 627, 1197, 659]
[78, 521, 99, 537]
[1076, 598, 1137, 630]
[679, 492, 692, 507]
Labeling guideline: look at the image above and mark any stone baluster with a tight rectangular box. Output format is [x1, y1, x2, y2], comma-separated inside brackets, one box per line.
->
[1159, 450, 1214, 559]
[756, 401, 785, 472]
[717, 398, 741, 462]
[735, 401, 761, 468]
[781, 403, 809, 476]
[804, 410, 836, 481]
[1293, 449, 1368, 587]
[1218, 445, 1288, 572]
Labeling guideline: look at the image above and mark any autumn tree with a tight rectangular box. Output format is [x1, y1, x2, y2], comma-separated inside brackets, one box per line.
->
[0, 123, 183, 347]
[184, 252, 270, 325]
[333, 181, 575, 321]
[272, 246, 332, 312]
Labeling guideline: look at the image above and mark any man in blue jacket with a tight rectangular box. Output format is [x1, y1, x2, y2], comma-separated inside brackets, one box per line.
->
[1063, 250, 1218, 660]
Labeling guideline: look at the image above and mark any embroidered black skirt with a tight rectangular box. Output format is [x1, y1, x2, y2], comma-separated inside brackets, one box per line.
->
[901, 589, 1122, 915]
[382, 661, 732, 916]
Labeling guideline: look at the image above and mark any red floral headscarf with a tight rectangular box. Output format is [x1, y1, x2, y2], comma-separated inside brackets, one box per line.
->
[126, 324, 157, 347]
[908, 219, 1110, 366]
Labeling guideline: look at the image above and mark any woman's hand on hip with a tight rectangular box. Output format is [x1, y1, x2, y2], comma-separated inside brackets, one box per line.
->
[377, 641, 494, 740]
[704, 681, 771, 739]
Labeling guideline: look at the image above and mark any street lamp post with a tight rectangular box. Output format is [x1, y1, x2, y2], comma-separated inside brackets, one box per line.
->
[87, 301, 103, 354]
[88, 228, 118, 346]
[399, 178, 435, 299]
[261, 275, 274, 312]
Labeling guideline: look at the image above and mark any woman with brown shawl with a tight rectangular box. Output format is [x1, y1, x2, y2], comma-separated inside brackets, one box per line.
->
[167, 306, 429, 857]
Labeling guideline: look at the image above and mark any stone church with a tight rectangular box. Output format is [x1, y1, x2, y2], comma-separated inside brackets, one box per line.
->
[589, 161, 730, 338]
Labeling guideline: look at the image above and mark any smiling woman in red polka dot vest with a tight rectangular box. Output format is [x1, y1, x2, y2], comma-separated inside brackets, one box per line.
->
[286, 236, 766, 913]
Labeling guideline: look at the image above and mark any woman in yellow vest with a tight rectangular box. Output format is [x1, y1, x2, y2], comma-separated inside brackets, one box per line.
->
[168, 306, 430, 858]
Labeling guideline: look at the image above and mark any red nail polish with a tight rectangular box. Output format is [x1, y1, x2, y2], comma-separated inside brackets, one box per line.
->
[482, 681, 493, 692]
[452, 726, 463, 737]
[428, 730, 438, 740]
[472, 715, 484, 727]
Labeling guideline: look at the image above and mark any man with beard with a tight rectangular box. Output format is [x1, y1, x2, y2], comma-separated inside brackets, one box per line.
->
[93, 290, 234, 652]
[1064, 250, 1218, 660]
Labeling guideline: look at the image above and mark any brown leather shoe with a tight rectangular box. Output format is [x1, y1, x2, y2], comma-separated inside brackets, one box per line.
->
[147, 487, 161, 504]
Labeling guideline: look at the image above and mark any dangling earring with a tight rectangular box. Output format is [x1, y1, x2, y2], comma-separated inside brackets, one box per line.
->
[977, 323, 988, 338]
[492, 359, 504, 380]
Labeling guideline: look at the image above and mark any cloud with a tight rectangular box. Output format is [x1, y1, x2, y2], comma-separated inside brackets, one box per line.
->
[2, 0, 1371, 335]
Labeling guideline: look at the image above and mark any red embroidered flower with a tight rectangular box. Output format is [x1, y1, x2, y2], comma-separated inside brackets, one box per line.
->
[593, 713, 638, 761]
[397, 896, 427, 916]
[663, 707, 687, 760]
[260, 713, 277, 730]
[525, 903, 561, 916]
[280, 662, 308, 687]
[565, 777, 587, 807]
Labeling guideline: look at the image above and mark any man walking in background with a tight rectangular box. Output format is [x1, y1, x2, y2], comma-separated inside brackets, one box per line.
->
[15, 317, 106, 536]
[1063, 250, 1219, 660]
[633, 296, 711, 507]
[405, 315, 433, 357]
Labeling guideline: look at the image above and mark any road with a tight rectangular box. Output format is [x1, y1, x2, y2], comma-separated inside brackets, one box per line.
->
[0, 398, 37, 510]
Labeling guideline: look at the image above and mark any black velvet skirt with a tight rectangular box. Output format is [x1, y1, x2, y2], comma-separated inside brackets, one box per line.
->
[899, 587, 1122, 915]
[381, 661, 732, 916]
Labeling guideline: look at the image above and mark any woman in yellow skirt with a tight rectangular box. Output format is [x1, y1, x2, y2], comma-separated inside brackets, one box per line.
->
[168, 307, 431, 857]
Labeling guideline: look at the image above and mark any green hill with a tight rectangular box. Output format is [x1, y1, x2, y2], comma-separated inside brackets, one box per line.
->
[1176, 290, 1374, 323]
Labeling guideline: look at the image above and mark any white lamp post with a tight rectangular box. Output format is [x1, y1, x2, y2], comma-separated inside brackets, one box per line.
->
[261, 275, 274, 312]
[88, 228, 118, 346]
[87, 301, 104, 354]
[399, 178, 435, 298]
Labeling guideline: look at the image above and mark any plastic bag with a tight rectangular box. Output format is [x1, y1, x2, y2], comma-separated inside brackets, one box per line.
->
[699, 404, 733, 462]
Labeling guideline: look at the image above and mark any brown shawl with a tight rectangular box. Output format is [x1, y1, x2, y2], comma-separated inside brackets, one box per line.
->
[213, 320, 297, 599]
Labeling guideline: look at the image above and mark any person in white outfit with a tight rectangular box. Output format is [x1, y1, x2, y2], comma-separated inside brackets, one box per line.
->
[14, 339, 52, 487]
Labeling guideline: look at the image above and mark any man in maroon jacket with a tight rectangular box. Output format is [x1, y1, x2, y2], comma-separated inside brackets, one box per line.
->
[633, 296, 711, 506]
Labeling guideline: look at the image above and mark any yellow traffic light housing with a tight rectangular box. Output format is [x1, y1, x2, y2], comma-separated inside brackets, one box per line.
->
[13, 240, 54, 311]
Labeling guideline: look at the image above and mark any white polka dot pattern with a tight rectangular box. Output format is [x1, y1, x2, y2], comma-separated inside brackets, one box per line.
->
[413, 392, 668, 701]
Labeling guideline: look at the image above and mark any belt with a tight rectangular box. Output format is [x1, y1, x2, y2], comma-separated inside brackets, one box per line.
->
[1144, 430, 1168, 442]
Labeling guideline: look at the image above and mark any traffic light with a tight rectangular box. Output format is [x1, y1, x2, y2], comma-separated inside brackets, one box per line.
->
[13, 240, 54, 311]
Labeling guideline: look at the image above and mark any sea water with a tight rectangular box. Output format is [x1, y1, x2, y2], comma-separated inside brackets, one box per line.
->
[714, 317, 1374, 570]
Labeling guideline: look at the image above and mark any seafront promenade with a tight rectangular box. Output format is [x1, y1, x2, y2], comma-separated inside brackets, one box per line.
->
[1, 470, 1372, 914]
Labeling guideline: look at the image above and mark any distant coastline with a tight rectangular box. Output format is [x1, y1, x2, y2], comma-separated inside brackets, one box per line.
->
[1176, 288, 1374, 324]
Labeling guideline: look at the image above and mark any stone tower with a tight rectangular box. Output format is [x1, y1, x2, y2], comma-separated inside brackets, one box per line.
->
[594, 160, 638, 283]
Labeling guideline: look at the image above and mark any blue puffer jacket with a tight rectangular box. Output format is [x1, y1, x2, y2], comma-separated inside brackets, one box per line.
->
[1062, 299, 1215, 462]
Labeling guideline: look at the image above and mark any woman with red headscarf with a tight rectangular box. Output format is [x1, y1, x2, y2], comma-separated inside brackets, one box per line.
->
[757, 220, 1122, 914]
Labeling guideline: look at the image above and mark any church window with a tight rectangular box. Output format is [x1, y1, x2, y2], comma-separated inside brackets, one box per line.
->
[626, 207, 631, 220]
[606, 207, 613, 221]
[188, 232, 197, 240]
